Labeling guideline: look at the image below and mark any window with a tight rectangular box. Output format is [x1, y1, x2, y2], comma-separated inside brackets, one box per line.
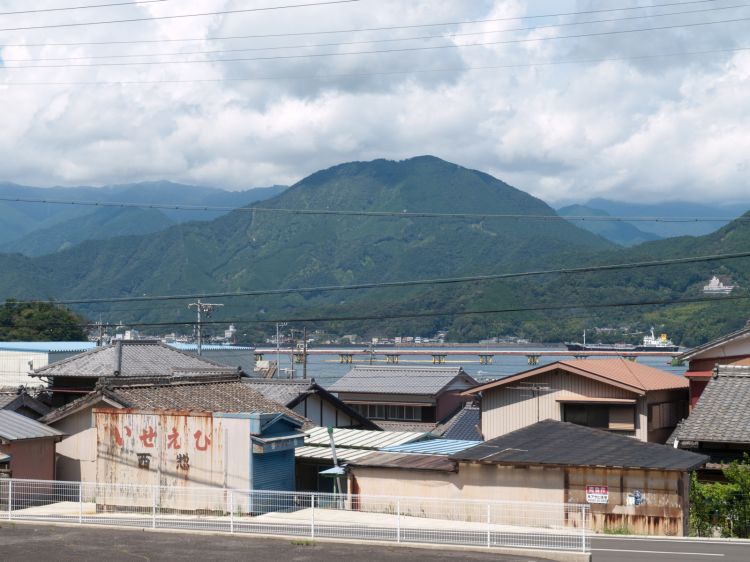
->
[563, 404, 635, 431]
[349, 404, 422, 420]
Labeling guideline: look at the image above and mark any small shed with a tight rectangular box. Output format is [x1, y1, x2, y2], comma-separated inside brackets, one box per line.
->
[0, 341, 95, 387]
[349, 420, 708, 536]
[0, 410, 65, 479]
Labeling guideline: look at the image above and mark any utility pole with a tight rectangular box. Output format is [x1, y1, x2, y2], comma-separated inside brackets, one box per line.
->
[187, 300, 224, 356]
[276, 322, 287, 376]
[303, 326, 308, 380]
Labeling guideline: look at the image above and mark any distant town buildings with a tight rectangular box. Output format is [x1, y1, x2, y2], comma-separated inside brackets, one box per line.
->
[703, 275, 735, 294]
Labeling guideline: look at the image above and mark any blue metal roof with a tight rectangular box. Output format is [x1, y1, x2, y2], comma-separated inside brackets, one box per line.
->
[167, 343, 252, 351]
[0, 341, 96, 353]
[380, 439, 480, 455]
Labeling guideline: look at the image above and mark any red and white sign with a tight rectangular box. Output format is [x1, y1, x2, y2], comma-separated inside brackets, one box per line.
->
[585, 485, 609, 504]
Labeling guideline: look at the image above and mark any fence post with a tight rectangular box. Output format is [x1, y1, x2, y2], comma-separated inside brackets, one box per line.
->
[229, 489, 234, 534]
[396, 499, 400, 543]
[152, 485, 157, 529]
[311, 494, 315, 540]
[581, 505, 587, 553]
[78, 482, 83, 524]
[487, 503, 491, 548]
[7, 479, 11, 520]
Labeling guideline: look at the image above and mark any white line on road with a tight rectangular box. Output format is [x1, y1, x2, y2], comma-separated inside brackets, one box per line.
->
[593, 548, 724, 556]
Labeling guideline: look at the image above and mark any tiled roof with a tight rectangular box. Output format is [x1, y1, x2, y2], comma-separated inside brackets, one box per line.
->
[32, 341, 238, 379]
[329, 365, 477, 396]
[452, 420, 707, 471]
[0, 410, 65, 441]
[467, 358, 687, 395]
[375, 420, 440, 433]
[42, 376, 309, 428]
[670, 365, 750, 445]
[0, 389, 50, 418]
[436, 404, 482, 441]
[242, 379, 313, 406]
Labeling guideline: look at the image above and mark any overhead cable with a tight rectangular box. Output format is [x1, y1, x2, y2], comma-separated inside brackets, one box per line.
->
[4, 14, 750, 68]
[12, 251, 750, 306]
[0, 1, 167, 17]
[0, 195, 744, 223]
[0, 0, 361, 33]
[3, 2, 745, 63]
[0, 0, 720, 46]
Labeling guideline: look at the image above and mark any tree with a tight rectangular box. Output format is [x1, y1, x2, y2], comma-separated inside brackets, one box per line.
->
[0, 300, 87, 341]
[690, 455, 750, 537]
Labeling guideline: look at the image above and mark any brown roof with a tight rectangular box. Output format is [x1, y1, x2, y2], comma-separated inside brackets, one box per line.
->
[466, 358, 688, 395]
[42, 376, 311, 428]
[349, 451, 457, 472]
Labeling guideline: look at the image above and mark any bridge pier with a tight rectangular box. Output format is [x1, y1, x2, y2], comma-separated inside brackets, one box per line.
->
[479, 354, 494, 365]
[385, 354, 400, 364]
[254, 353, 264, 362]
[527, 355, 540, 366]
[624, 355, 638, 362]
[339, 354, 353, 364]
[293, 352, 305, 364]
[432, 354, 447, 365]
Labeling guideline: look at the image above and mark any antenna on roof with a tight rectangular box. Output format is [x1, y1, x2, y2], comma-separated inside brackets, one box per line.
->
[187, 300, 224, 356]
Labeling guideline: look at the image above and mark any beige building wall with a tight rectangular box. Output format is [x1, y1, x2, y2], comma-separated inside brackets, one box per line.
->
[480, 370, 646, 440]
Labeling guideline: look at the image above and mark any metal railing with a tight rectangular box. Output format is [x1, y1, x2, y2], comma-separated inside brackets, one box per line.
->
[0, 478, 590, 552]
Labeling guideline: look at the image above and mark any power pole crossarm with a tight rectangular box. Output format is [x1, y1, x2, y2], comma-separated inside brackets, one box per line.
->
[187, 300, 224, 356]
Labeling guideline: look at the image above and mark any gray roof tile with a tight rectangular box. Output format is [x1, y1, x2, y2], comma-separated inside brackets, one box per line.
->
[437, 404, 482, 441]
[329, 365, 477, 396]
[671, 365, 750, 445]
[32, 341, 238, 379]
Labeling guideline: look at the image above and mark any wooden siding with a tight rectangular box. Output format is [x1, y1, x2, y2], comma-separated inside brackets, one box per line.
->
[481, 370, 647, 440]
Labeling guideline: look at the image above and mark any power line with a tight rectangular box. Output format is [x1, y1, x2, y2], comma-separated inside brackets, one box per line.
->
[4, 14, 749, 69]
[66, 293, 750, 328]
[0, 0, 720, 47]
[13, 251, 750, 306]
[0, 194, 744, 223]
[0, 0, 167, 17]
[4, 2, 744, 63]
[0, 0, 361, 33]
[5, 44, 748, 86]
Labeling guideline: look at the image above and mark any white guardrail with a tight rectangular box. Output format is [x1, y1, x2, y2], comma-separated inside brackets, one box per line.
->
[0, 478, 590, 553]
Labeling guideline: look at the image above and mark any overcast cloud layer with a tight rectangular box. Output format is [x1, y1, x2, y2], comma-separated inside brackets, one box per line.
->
[0, 0, 748, 204]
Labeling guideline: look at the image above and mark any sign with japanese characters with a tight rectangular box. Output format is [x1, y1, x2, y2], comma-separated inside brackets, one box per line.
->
[585, 485, 609, 504]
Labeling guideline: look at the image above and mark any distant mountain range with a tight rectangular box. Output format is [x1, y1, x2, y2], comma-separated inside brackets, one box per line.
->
[0, 181, 286, 254]
[0, 158, 747, 346]
[558, 198, 746, 242]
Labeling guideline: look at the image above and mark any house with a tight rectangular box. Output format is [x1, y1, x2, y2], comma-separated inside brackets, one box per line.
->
[348, 420, 708, 536]
[670, 365, 750, 475]
[0, 341, 96, 387]
[41, 373, 308, 482]
[294, 426, 431, 492]
[328, 365, 478, 432]
[677, 321, 750, 407]
[0, 388, 50, 420]
[242, 378, 378, 429]
[465, 359, 688, 443]
[0, 410, 65, 479]
[31, 340, 242, 405]
[95, 409, 304, 509]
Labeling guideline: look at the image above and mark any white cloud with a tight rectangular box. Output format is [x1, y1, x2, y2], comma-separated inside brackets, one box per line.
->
[0, 0, 748, 204]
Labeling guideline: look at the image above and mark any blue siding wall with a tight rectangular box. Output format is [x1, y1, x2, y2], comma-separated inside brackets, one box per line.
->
[252, 449, 295, 491]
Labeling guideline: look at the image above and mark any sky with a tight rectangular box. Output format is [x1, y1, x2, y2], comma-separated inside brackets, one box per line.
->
[0, 0, 748, 204]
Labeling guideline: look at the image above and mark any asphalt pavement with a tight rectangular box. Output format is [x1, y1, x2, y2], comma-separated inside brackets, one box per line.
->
[591, 535, 750, 562]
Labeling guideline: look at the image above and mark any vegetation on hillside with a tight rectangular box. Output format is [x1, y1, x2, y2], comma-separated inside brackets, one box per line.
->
[0, 300, 86, 341]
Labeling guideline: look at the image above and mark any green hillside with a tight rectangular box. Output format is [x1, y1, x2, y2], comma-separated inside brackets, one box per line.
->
[1, 207, 175, 257]
[0, 156, 746, 347]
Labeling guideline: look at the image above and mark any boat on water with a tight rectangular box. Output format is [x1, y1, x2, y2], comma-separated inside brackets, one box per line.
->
[565, 328, 679, 352]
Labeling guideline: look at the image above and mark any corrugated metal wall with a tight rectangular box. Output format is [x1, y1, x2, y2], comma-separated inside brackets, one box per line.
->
[252, 449, 295, 491]
[481, 370, 647, 440]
